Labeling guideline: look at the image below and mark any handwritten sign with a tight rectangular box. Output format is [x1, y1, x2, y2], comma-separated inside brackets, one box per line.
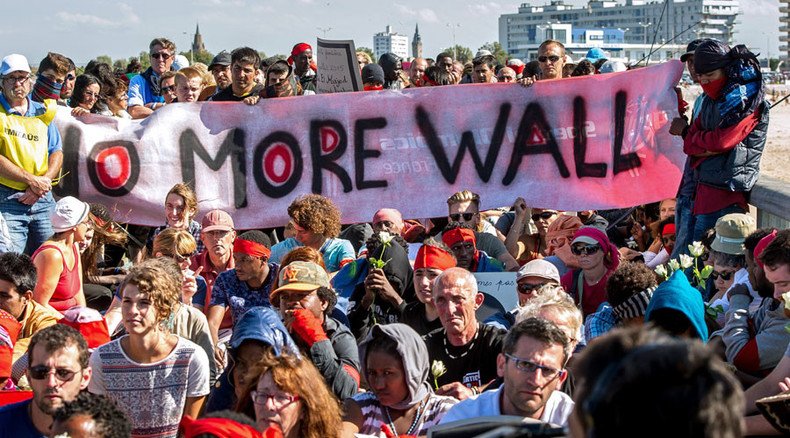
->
[316, 38, 362, 93]
[474, 272, 518, 311]
[52, 61, 686, 228]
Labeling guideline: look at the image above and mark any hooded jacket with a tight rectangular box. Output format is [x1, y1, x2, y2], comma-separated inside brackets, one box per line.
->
[645, 271, 709, 341]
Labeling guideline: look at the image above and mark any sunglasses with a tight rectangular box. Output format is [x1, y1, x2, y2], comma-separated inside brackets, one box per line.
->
[28, 365, 80, 382]
[151, 52, 172, 60]
[532, 211, 557, 222]
[450, 212, 476, 222]
[161, 85, 175, 93]
[517, 282, 543, 294]
[571, 244, 602, 256]
[538, 55, 561, 63]
[710, 270, 734, 281]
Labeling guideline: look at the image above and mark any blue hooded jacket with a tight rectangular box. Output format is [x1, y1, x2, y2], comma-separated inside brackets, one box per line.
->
[205, 307, 299, 413]
[646, 271, 709, 341]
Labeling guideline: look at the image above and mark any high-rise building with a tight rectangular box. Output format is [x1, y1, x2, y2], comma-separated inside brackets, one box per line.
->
[499, 0, 738, 62]
[781, 0, 789, 61]
[412, 24, 423, 58]
[192, 23, 205, 54]
[374, 25, 409, 61]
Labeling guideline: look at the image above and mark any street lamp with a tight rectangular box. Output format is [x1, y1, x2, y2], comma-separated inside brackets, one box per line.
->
[638, 22, 651, 45]
[317, 27, 332, 38]
[446, 22, 461, 59]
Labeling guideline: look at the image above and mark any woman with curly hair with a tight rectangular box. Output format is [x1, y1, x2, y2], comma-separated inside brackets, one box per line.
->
[236, 353, 342, 438]
[269, 194, 355, 273]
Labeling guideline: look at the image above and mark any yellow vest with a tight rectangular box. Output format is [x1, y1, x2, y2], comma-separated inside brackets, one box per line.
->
[0, 99, 56, 190]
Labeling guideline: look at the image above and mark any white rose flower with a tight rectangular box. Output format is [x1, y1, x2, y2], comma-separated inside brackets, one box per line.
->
[688, 241, 705, 258]
[655, 264, 668, 279]
[668, 259, 681, 272]
[679, 254, 694, 269]
[378, 231, 393, 245]
[431, 360, 447, 378]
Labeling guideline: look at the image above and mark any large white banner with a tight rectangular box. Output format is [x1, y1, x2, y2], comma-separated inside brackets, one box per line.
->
[53, 61, 686, 229]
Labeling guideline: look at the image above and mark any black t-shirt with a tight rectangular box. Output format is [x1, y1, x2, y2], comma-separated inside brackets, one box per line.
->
[209, 84, 264, 102]
[423, 323, 506, 389]
[475, 232, 507, 259]
[400, 301, 443, 337]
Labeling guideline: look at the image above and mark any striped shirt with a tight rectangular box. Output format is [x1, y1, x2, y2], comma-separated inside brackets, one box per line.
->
[88, 336, 210, 438]
[352, 392, 457, 437]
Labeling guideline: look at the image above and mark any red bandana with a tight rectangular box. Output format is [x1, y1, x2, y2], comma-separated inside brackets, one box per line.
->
[414, 245, 457, 270]
[179, 415, 263, 438]
[442, 228, 476, 249]
[233, 238, 271, 258]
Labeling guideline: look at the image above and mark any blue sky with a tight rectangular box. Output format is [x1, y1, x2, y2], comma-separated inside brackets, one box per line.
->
[3, 0, 781, 66]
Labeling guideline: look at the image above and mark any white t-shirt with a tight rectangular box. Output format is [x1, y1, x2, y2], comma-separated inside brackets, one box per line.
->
[89, 335, 210, 438]
[437, 386, 574, 427]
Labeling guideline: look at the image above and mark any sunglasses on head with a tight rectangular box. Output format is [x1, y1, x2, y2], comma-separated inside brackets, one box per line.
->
[450, 212, 476, 222]
[151, 52, 172, 60]
[28, 365, 80, 382]
[711, 270, 734, 281]
[532, 211, 557, 222]
[571, 243, 601, 256]
[538, 55, 561, 63]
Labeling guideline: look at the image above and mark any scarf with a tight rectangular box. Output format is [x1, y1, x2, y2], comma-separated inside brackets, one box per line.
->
[612, 287, 655, 321]
[359, 323, 431, 410]
[31, 74, 63, 102]
[546, 215, 583, 255]
[140, 67, 161, 97]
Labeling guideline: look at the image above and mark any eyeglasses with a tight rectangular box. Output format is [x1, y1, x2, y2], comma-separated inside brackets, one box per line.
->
[3, 75, 30, 84]
[531, 211, 557, 222]
[28, 365, 80, 382]
[66, 74, 75, 81]
[505, 353, 564, 380]
[151, 52, 172, 60]
[517, 282, 543, 294]
[161, 85, 176, 93]
[450, 213, 476, 222]
[250, 390, 299, 408]
[538, 55, 561, 63]
[571, 244, 602, 256]
[711, 270, 734, 281]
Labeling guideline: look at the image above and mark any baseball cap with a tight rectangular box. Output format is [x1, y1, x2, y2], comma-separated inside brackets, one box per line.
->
[517, 259, 561, 283]
[572, 235, 599, 246]
[680, 39, 707, 62]
[51, 197, 90, 233]
[362, 64, 385, 85]
[585, 47, 607, 63]
[209, 51, 232, 69]
[270, 261, 331, 304]
[0, 54, 31, 76]
[711, 213, 755, 255]
[201, 209, 234, 233]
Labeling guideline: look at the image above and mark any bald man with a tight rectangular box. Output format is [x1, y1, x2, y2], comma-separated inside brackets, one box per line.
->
[497, 67, 517, 83]
[372, 208, 405, 235]
[409, 57, 428, 87]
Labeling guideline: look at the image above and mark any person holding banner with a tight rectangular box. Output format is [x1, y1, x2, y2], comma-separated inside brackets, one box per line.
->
[0, 54, 63, 255]
[145, 183, 204, 259]
[446, 191, 517, 271]
[127, 38, 175, 119]
[210, 47, 263, 102]
[519, 40, 566, 86]
[289, 43, 316, 94]
[68, 74, 101, 116]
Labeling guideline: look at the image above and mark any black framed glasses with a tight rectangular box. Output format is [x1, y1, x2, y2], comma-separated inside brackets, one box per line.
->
[161, 85, 175, 93]
[531, 211, 557, 222]
[711, 270, 734, 281]
[505, 353, 564, 380]
[28, 365, 80, 382]
[450, 212, 476, 222]
[571, 244, 602, 256]
[538, 55, 561, 63]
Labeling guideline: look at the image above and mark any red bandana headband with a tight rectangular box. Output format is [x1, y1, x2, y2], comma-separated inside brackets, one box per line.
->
[661, 223, 676, 236]
[442, 228, 476, 249]
[234, 238, 271, 258]
[179, 415, 262, 438]
[288, 43, 312, 65]
[414, 245, 457, 270]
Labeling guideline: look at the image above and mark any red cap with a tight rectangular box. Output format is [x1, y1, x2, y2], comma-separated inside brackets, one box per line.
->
[754, 230, 778, 270]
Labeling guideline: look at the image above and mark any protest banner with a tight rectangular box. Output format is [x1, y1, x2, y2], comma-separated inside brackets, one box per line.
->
[53, 61, 686, 229]
[474, 272, 518, 312]
[316, 38, 362, 93]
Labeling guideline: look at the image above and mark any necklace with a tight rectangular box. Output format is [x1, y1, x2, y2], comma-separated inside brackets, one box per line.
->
[443, 328, 479, 359]
[384, 399, 427, 436]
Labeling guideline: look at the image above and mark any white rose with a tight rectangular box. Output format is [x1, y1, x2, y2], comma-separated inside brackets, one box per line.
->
[668, 259, 681, 272]
[688, 241, 705, 258]
[378, 231, 393, 245]
[655, 264, 668, 279]
[679, 254, 694, 269]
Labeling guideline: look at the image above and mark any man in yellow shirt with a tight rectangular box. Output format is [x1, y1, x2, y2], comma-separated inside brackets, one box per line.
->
[0, 54, 63, 254]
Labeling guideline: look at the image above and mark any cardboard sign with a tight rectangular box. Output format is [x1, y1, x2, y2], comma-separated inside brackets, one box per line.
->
[316, 38, 362, 93]
[474, 272, 518, 312]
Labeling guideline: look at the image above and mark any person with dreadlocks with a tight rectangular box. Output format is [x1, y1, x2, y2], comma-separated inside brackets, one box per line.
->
[674, 39, 769, 243]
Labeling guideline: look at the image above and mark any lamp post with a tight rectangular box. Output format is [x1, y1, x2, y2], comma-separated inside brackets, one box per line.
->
[638, 22, 651, 45]
[317, 27, 332, 38]
[446, 22, 461, 60]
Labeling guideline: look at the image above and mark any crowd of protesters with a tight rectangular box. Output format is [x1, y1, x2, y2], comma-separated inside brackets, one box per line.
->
[0, 32, 786, 438]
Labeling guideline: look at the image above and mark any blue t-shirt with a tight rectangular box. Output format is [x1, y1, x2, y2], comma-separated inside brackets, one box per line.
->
[209, 263, 279, 323]
[127, 73, 164, 107]
[270, 237, 354, 273]
[0, 400, 44, 438]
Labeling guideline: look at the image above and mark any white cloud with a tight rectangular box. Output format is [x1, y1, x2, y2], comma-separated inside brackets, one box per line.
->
[118, 3, 140, 24]
[55, 3, 140, 28]
[394, 3, 438, 23]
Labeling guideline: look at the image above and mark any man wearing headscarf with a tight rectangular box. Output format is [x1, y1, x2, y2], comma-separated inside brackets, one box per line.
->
[442, 224, 504, 273]
[675, 39, 768, 243]
[289, 43, 317, 94]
